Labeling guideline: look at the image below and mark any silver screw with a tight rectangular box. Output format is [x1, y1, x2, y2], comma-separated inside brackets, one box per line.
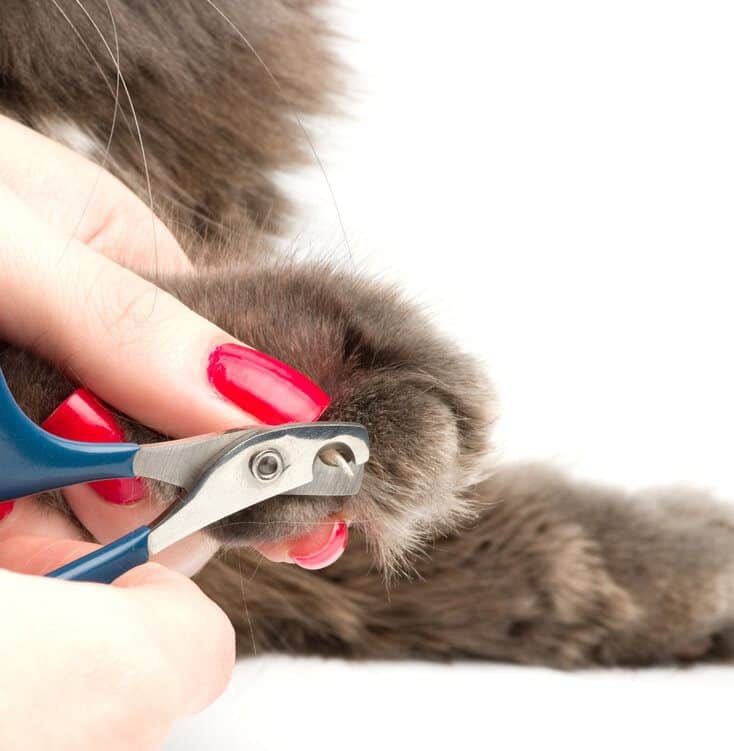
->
[251, 449, 284, 482]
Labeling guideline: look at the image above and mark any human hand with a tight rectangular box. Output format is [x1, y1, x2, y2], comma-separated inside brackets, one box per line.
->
[0, 113, 330, 748]
[0, 114, 329, 572]
[0, 536, 235, 751]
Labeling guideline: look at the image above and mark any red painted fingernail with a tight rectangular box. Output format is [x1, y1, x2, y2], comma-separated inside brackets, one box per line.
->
[0, 501, 15, 521]
[42, 390, 147, 505]
[290, 520, 349, 570]
[207, 343, 330, 424]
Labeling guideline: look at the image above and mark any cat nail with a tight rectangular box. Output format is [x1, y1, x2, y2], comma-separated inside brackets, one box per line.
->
[207, 343, 330, 424]
[0, 501, 15, 521]
[42, 390, 147, 505]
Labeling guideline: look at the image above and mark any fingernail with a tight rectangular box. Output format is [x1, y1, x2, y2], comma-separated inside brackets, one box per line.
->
[290, 520, 349, 570]
[42, 390, 147, 505]
[207, 343, 330, 424]
[0, 501, 15, 521]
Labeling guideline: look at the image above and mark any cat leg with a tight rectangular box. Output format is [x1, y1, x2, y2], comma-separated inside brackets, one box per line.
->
[198, 463, 734, 668]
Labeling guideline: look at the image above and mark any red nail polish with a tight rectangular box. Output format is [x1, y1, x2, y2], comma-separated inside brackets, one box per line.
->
[207, 344, 330, 424]
[0, 501, 15, 521]
[42, 390, 147, 505]
[290, 520, 349, 570]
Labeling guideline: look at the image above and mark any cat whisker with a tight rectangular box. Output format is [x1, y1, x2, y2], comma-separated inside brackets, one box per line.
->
[66, 0, 161, 283]
[236, 553, 258, 655]
[248, 552, 265, 582]
[47, 0, 124, 266]
[99, 0, 121, 172]
[47, 0, 125, 127]
[200, 0, 354, 269]
[52, 0, 122, 267]
[214, 520, 369, 527]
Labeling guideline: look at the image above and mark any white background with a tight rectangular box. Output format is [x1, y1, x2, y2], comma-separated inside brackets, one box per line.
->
[166, 2, 734, 748]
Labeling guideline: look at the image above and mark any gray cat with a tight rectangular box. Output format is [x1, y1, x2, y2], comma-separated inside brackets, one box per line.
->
[1, 0, 732, 667]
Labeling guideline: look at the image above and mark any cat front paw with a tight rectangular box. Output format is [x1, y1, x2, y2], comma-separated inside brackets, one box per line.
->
[168, 263, 496, 569]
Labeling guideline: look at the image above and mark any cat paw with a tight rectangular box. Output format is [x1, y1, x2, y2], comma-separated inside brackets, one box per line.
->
[602, 488, 734, 666]
[1, 260, 496, 572]
[166, 263, 496, 568]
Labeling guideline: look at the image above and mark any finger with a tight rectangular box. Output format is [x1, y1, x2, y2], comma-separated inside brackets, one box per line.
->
[3, 537, 235, 714]
[0, 115, 191, 275]
[63, 484, 220, 577]
[0, 534, 98, 575]
[115, 563, 236, 714]
[0, 177, 327, 576]
[0, 490, 218, 577]
[34, 387, 216, 579]
[0, 185, 329, 438]
[37, 391, 221, 575]
[0, 496, 86, 545]
[0, 540, 234, 722]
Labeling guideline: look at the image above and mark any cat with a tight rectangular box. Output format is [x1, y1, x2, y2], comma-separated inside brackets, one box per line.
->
[1, 0, 734, 668]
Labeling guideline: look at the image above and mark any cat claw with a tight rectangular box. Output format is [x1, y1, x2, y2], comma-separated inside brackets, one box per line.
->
[320, 446, 355, 478]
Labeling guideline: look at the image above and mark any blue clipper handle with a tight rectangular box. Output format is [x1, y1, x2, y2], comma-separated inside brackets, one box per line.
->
[46, 526, 152, 583]
[0, 368, 139, 500]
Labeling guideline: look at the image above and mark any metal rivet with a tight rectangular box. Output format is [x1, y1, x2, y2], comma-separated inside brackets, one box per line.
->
[251, 449, 284, 482]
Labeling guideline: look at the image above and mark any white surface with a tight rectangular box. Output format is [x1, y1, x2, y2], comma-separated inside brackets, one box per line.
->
[167, 2, 734, 749]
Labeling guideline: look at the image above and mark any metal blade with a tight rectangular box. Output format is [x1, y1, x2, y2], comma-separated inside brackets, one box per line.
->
[133, 428, 259, 490]
[287, 460, 365, 496]
[146, 423, 369, 555]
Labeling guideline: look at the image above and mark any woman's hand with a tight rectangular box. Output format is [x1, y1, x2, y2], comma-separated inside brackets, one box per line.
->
[0, 537, 235, 751]
[0, 114, 328, 748]
[0, 114, 328, 572]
